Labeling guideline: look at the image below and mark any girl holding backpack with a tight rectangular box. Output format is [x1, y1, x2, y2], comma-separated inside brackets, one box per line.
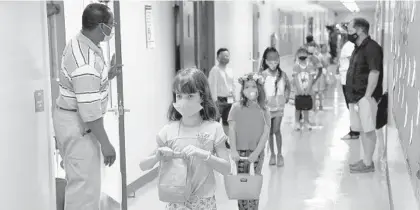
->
[139, 68, 231, 210]
[228, 72, 271, 210]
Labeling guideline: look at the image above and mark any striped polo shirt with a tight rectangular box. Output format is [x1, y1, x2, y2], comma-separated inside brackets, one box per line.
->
[55, 32, 109, 122]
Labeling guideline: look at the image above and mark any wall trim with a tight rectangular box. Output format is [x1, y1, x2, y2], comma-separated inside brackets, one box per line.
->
[127, 166, 159, 195]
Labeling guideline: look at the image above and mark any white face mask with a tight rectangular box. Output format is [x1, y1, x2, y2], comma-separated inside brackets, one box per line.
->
[244, 89, 258, 101]
[173, 99, 203, 118]
[266, 60, 279, 70]
[101, 23, 115, 42]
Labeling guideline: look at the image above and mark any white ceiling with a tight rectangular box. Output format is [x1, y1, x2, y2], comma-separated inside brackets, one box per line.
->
[310, 0, 377, 12]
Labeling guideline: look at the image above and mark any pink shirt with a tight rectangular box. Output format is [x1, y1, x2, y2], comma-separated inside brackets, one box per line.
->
[228, 102, 271, 150]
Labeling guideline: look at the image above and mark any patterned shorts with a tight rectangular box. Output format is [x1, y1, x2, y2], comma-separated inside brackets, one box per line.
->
[165, 196, 217, 210]
[237, 150, 264, 210]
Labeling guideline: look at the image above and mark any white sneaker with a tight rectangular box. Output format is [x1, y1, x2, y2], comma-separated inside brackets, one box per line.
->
[294, 123, 301, 131]
[303, 123, 312, 131]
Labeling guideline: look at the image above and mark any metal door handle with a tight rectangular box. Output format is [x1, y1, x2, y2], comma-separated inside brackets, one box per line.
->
[107, 105, 130, 116]
[107, 108, 119, 116]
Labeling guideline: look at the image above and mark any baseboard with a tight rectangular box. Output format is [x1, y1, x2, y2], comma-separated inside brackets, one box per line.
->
[386, 126, 419, 210]
[126, 166, 159, 194]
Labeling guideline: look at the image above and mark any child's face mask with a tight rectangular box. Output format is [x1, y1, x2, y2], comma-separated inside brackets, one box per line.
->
[243, 81, 258, 101]
[173, 93, 203, 117]
[266, 60, 279, 70]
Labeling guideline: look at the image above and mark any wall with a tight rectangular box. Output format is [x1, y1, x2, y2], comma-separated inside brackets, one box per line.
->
[119, 1, 175, 184]
[336, 10, 375, 26]
[380, 0, 420, 208]
[0, 1, 56, 210]
[214, 1, 253, 78]
[214, 1, 253, 99]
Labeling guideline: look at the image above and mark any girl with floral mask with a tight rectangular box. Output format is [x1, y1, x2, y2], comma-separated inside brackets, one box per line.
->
[228, 72, 270, 210]
[259, 47, 291, 167]
[140, 68, 231, 210]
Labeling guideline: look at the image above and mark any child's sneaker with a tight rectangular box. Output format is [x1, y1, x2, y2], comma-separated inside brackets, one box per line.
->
[294, 123, 301, 131]
[277, 155, 284, 167]
[269, 154, 276, 165]
[303, 123, 312, 131]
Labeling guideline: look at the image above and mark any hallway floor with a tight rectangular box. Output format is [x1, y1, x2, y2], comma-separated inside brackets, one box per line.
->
[126, 85, 391, 210]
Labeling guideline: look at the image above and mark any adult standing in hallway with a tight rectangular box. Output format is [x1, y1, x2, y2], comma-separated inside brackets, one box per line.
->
[345, 18, 383, 173]
[326, 25, 338, 64]
[208, 48, 235, 134]
[339, 29, 359, 140]
[52, 3, 122, 209]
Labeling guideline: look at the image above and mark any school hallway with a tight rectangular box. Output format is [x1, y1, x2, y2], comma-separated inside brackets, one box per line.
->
[125, 72, 390, 210]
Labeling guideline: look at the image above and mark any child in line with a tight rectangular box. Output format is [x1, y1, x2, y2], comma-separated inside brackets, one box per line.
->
[307, 43, 325, 111]
[229, 72, 271, 210]
[293, 47, 320, 131]
[140, 68, 231, 210]
[320, 43, 336, 90]
[260, 47, 290, 167]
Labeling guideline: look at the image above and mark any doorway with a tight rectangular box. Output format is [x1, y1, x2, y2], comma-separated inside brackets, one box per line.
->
[194, 1, 215, 76]
[47, 1, 129, 209]
[252, 3, 260, 72]
[46, 2, 67, 210]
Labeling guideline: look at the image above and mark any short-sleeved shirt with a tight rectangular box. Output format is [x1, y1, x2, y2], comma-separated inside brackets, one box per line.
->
[157, 120, 227, 198]
[228, 102, 271, 150]
[339, 41, 355, 85]
[55, 32, 109, 122]
[262, 69, 290, 114]
[345, 36, 383, 103]
[208, 65, 235, 101]
[293, 64, 315, 95]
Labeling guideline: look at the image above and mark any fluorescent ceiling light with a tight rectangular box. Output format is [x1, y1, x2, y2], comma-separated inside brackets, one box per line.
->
[340, 0, 360, 13]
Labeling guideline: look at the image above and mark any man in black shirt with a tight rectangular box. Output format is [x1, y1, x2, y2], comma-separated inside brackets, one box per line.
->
[345, 18, 383, 173]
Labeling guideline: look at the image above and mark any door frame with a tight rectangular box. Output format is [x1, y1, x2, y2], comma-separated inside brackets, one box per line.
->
[194, 1, 215, 76]
[252, 3, 260, 72]
[112, 1, 128, 210]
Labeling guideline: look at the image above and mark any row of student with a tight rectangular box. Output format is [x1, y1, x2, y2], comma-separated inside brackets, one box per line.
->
[139, 46, 328, 209]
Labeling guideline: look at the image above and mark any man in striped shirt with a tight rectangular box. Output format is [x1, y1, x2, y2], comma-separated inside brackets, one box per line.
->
[52, 3, 122, 210]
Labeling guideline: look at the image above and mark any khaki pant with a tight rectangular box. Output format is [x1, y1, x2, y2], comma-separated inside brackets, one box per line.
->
[53, 108, 101, 210]
[349, 97, 378, 133]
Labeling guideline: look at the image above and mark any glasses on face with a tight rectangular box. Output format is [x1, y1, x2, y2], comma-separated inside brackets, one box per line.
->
[102, 21, 117, 29]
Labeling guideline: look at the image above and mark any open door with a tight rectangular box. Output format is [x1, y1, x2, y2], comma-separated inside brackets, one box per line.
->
[91, 1, 127, 209]
[252, 3, 260, 72]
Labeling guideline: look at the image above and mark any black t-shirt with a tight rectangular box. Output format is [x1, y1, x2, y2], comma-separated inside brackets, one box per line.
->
[345, 36, 383, 103]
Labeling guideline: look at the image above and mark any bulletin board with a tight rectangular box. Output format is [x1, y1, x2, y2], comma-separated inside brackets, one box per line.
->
[382, 0, 420, 202]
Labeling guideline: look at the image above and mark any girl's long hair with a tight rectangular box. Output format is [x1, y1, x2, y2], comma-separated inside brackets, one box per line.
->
[259, 47, 284, 95]
[167, 67, 218, 121]
[238, 73, 267, 110]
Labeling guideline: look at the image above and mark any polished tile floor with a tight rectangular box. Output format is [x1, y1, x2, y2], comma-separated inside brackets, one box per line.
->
[126, 85, 391, 210]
